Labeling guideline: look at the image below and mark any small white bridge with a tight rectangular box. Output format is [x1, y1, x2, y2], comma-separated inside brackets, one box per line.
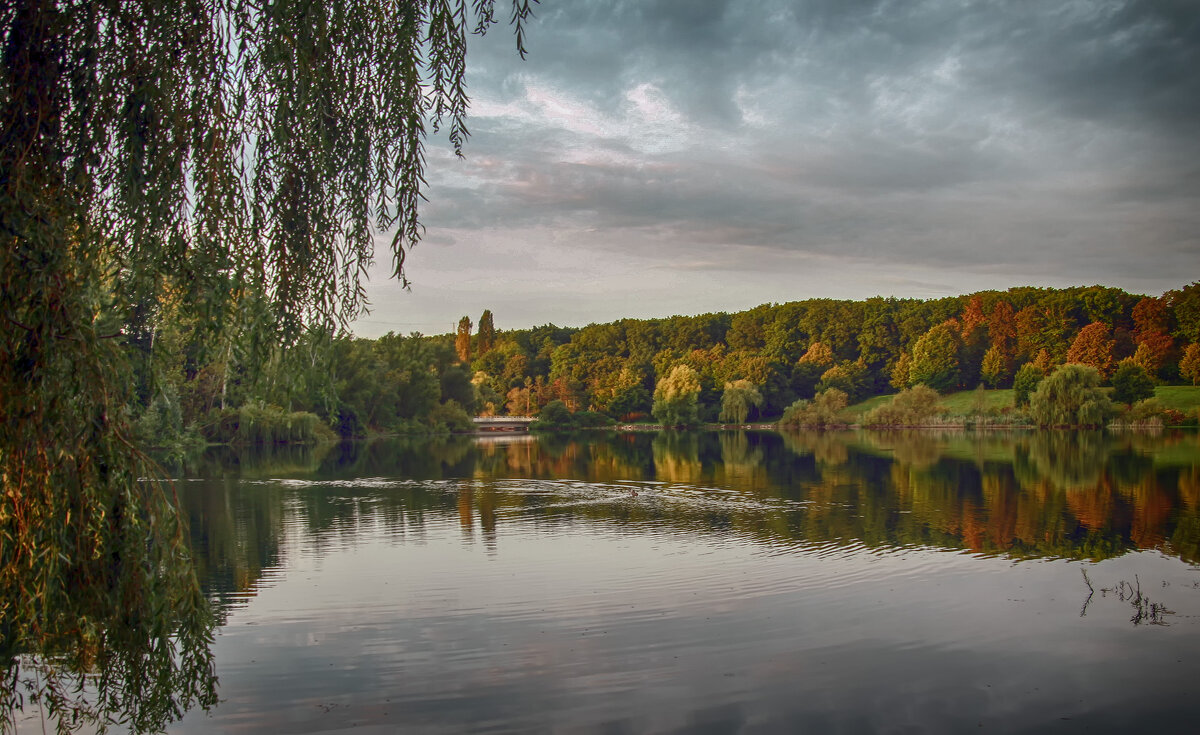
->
[472, 416, 536, 432]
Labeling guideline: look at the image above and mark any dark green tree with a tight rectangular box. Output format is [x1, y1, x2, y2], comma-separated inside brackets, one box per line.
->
[478, 310, 496, 354]
[1110, 359, 1155, 406]
[1168, 282, 1200, 344]
[533, 400, 574, 430]
[1013, 363, 1043, 407]
[909, 322, 961, 392]
[440, 364, 479, 414]
[608, 385, 652, 420]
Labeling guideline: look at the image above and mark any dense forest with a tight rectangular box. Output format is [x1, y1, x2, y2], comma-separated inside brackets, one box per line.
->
[133, 283, 1200, 443]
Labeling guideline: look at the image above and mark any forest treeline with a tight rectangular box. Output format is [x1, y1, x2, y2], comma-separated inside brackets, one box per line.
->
[133, 283, 1200, 443]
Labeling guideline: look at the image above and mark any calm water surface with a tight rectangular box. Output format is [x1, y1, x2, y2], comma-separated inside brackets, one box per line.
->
[122, 432, 1200, 731]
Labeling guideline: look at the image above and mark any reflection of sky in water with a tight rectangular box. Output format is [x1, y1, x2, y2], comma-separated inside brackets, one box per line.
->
[164, 476, 1200, 734]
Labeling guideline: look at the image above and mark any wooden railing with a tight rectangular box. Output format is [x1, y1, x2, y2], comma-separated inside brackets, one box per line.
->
[471, 416, 535, 431]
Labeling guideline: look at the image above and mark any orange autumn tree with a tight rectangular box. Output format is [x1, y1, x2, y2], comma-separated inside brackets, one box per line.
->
[798, 341, 835, 367]
[959, 295, 987, 340]
[1014, 305, 1044, 362]
[988, 300, 1017, 354]
[980, 300, 1017, 387]
[1066, 322, 1115, 379]
[1131, 297, 1173, 376]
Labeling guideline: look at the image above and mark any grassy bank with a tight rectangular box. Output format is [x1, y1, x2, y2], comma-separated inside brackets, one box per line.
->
[842, 385, 1200, 424]
[1153, 386, 1200, 415]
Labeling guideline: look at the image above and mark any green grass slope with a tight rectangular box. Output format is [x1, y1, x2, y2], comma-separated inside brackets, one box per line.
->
[1153, 385, 1200, 415]
[842, 385, 1200, 423]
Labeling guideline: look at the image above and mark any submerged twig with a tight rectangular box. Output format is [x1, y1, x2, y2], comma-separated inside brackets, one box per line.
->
[1079, 568, 1095, 617]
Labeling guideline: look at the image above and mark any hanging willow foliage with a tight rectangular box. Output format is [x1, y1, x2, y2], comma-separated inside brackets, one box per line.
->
[1, 1, 536, 731]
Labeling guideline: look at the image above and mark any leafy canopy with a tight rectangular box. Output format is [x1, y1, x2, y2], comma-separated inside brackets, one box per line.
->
[1110, 359, 1155, 406]
[653, 364, 702, 428]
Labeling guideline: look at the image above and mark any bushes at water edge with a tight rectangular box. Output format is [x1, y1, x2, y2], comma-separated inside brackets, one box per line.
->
[201, 402, 336, 445]
[860, 385, 945, 427]
[778, 388, 849, 429]
[530, 400, 616, 431]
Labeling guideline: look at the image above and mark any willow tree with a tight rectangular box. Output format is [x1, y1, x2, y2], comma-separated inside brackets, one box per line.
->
[719, 379, 762, 424]
[1, 1, 535, 730]
[1028, 364, 1117, 428]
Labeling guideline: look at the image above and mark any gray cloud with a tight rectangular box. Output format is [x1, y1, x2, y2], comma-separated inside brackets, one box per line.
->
[357, 0, 1200, 336]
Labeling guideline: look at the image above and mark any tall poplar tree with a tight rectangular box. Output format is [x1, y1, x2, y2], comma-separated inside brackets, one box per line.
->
[456, 316, 474, 363]
[478, 309, 496, 354]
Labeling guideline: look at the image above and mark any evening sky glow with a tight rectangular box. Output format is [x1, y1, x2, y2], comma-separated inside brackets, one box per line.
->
[353, 0, 1200, 337]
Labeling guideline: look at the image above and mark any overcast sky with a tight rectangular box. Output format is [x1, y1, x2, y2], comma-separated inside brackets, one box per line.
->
[352, 0, 1200, 338]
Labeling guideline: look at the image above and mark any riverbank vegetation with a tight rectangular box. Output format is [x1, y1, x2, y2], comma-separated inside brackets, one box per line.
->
[115, 283, 1200, 441]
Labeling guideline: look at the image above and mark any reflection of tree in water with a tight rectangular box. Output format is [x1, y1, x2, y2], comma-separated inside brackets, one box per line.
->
[583, 436, 657, 483]
[1063, 479, 1116, 533]
[1175, 465, 1200, 511]
[714, 432, 768, 492]
[1014, 431, 1112, 492]
[781, 430, 1172, 561]
[860, 430, 945, 469]
[177, 441, 336, 479]
[779, 430, 849, 467]
[1120, 475, 1175, 550]
[653, 431, 703, 484]
[179, 476, 288, 619]
[2, 478, 217, 733]
[1173, 468, 1200, 562]
[170, 430, 1200, 626]
[329, 436, 477, 479]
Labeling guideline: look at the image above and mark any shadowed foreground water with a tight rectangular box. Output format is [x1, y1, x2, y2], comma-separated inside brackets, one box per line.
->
[23, 430, 1200, 733]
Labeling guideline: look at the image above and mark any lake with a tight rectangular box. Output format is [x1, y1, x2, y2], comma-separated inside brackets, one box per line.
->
[19, 430, 1200, 733]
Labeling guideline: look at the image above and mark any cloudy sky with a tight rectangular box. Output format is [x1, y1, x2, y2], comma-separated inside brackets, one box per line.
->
[352, 0, 1200, 337]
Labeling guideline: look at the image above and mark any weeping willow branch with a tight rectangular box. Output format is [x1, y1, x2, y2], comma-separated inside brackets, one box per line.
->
[1, 1, 536, 731]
